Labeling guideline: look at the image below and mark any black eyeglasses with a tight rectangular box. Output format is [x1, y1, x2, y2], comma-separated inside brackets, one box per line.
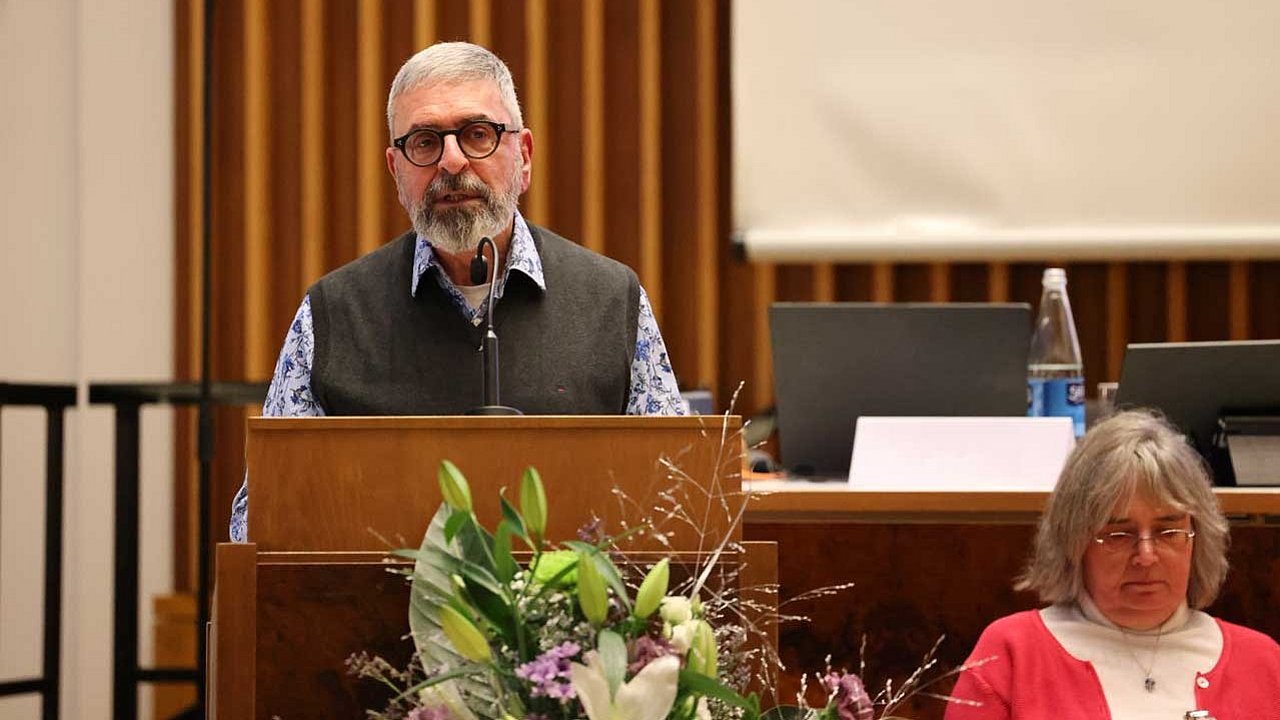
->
[392, 120, 520, 167]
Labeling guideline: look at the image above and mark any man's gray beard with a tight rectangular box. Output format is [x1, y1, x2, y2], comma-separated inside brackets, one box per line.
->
[401, 167, 521, 256]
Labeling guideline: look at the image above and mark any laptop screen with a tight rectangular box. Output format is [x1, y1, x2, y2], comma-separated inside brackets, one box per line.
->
[1114, 340, 1280, 463]
[769, 302, 1031, 477]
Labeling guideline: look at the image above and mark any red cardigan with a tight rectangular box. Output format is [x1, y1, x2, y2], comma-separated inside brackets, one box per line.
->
[945, 610, 1280, 720]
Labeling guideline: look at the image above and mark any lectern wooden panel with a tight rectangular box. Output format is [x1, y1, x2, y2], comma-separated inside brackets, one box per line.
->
[213, 545, 778, 718]
[246, 416, 745, 551]
[214, 415, 769, 718]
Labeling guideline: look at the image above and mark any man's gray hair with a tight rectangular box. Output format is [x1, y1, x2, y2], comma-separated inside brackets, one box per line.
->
[1015, 409, 1230, 609]
[386, 42, 523, 139]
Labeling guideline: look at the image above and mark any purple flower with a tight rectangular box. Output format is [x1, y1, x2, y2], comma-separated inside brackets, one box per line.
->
[576, 517, 605, 544]
[822, 672, 874, 720]
[628, 635, 675, 674]
[516, 642, 581, 700]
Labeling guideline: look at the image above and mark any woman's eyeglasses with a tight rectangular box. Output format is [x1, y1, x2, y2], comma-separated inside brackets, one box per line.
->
[1092, 528, 1196, 553]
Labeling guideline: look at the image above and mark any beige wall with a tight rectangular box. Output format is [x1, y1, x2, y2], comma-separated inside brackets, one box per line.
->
[1, 1, 173, 718]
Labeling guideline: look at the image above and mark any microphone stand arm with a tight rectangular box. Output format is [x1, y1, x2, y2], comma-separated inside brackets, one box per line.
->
[468, 236, 522, 416]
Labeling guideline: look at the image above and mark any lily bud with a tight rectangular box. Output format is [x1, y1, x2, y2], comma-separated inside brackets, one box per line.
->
[659, 596, 693, 626]
[438, 460, 473, 513]
[633, 558, 670, 620]
[520, 467, 547, 538]
[576, 553, 609, 626]
[439, 605, 491, 663]
[688, 620, 718, 678]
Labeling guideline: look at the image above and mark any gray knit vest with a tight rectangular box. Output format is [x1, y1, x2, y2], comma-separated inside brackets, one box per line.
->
[309, 224, 640, 415]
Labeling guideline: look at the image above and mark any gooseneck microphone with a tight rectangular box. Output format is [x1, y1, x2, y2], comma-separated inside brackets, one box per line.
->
[467, 236, 522, 416]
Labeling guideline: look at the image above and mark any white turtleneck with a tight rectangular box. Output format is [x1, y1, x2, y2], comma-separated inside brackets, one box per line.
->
[1039, 593, 1223, 719]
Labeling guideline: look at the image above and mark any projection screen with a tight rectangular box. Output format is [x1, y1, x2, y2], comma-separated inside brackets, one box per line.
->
[732, 0, 1280, 261]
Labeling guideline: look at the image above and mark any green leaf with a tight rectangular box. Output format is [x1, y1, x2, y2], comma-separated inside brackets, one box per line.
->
[561, 539, 608, 554]
[394, 664, 485, 704]
[493, 520, 518, 584]
[407, 505, 499, 717]
[759, 705, 808, 720]
[677, 670, 758, 714]
[455, 513, 498, 575]
[499, 492, 529, 542]
[671, 696, 699, 720]
[444, 508, 470, 544]
[451, 558, 508, 604]
[464, 577, 517, 646]
[445, 529, 517, 645]
[563, 541, 632, 613]
[597, 629, 627, 698]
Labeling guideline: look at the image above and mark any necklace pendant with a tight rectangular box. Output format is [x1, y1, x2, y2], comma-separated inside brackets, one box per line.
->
[1144, 676, 1156, 693]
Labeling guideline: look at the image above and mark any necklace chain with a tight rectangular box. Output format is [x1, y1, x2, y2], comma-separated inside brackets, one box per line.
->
[1119, 624, 1164, 693]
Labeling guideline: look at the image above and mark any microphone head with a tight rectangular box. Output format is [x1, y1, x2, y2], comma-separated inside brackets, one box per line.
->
[470, 237, 494, 285]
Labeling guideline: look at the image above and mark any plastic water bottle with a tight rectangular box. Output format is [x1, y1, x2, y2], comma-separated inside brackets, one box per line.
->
[1028, 268, 1085, 437]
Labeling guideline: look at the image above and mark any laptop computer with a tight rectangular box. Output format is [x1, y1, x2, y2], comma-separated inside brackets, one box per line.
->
[769, 302, 1031, 477]
[1114, 340, 1280, 468]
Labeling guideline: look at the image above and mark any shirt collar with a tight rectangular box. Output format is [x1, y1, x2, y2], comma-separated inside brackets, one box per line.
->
[1076, 591, 1191, 635]
[410, 212, 546, 298]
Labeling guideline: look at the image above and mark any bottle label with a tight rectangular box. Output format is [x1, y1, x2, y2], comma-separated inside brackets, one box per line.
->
[1028, 377, 1086, 437]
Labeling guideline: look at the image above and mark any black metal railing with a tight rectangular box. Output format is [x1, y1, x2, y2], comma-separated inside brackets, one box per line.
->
[88, 381, 267, 720]
[0, 382, 77, 720]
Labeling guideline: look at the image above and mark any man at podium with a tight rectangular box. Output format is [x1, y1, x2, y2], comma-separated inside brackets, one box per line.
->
[229, 41, 685, 542]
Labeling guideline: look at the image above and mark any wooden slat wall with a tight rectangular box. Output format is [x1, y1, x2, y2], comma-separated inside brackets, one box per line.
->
[174, 0, 1279, 588]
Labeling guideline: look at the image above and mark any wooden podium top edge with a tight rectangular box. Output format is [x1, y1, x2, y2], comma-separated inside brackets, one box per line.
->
[247, 415, 743, 430]
[744, 483, 1280, 516]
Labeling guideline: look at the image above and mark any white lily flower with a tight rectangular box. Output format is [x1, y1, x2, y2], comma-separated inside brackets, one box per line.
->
[659, 596, 693, 625]
[418, 681, 479, 720]
[667, 620, 696, 654]
[570, 652, 680, 720]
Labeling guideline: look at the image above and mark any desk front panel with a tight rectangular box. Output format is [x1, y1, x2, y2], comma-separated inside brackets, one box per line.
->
[744, 488, 1280, 719]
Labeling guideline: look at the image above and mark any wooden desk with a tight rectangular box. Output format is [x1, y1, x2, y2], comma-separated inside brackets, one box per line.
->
[744, 482, 1280, 520]
[742, 485, 1280, 718]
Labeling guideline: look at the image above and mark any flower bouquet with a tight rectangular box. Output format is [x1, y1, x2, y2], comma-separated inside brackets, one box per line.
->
[349, 459, 765, 720]
[350, 457, 984, 720]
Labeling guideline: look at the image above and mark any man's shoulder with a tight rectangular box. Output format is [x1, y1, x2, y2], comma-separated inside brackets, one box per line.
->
[312, 230, 416, 295]
[527, 222, 638, 283]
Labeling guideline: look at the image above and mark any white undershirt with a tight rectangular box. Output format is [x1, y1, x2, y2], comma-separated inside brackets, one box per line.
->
[1040, 593, 1223, 719]
[457, 282, 491, 314]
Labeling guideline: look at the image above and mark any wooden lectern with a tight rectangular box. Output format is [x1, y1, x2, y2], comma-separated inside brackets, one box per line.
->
[210, 415, 777, 718]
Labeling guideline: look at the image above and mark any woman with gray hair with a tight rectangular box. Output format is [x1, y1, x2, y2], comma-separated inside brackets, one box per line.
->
[946, 410, 1280, 720]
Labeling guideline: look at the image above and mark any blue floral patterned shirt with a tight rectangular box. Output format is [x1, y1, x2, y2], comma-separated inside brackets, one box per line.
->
[230, 213, 686, 541]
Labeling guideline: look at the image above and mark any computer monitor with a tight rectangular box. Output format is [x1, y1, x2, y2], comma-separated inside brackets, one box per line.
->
[769, 302, 1031, 477]
[1114, 340, 1280, 478]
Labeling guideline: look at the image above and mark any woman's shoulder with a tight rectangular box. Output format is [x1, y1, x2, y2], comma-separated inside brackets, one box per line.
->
[1214, 616, 1280, 658]
[973, 609, 1051, 646]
